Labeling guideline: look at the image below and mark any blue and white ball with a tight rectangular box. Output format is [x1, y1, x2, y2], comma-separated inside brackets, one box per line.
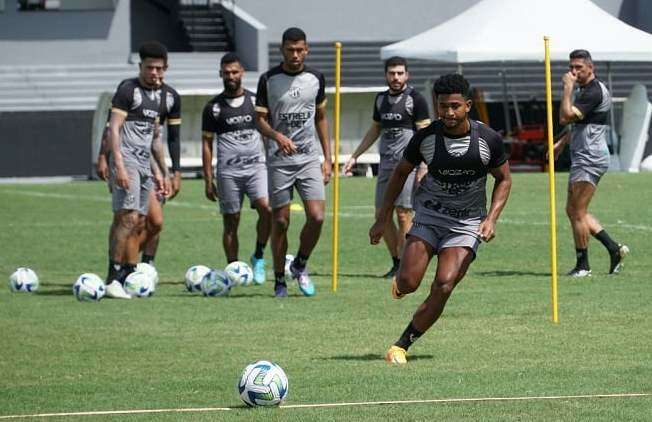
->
[9, 267, 39, 292]
[73, 273, 106, 302]
[238, 360, 289, 407]
[224, 261, 254, 286]
[185, 265, 211, 292]
[284, 254, 294, 278]
[200, 269, 231, 297]
[124, 271, 155, 298]
[136, 262, 159, 287]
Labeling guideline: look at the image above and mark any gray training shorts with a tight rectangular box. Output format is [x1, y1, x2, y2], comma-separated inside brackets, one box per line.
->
[268, 161, 325, 209]
[408, 220, 480, 259]
[569, 164, 608, 187]
[375, 166, 416, 209]
[216, 167, 268, 214]
[110, 166, 153, 215]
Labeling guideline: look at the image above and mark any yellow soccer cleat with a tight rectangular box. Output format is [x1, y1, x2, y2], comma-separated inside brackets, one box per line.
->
[385, 345, 407, 365]
[391, 276, 405, 299]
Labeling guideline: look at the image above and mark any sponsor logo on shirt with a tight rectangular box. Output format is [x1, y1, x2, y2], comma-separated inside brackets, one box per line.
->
[226, 155, 263, 166]
[289, 87, 301, 98]
[422, 199, 470, 219]
[226, 115, 253, 125]
[279, 112, 311, 129]
[438, 169, 476, 176]
[381, 112, 403, 121]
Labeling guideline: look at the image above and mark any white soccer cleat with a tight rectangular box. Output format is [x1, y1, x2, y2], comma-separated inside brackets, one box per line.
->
[566, 268, 592, 278]
[105, 280, 132, 299]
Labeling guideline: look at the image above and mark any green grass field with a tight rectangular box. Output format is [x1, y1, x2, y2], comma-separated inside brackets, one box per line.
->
[1, 173, 651, 421]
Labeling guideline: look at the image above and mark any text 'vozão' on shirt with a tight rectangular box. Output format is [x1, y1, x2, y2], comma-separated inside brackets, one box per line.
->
[110, 78, 181, 173]
[255, 65, 326, 168]
[202, 89, 266, 178]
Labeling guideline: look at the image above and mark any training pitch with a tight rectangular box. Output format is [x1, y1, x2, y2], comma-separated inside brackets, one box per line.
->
[1, 174, 651, 421]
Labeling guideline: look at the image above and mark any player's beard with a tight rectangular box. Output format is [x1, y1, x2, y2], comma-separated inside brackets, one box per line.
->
[224, 79, 241, 95]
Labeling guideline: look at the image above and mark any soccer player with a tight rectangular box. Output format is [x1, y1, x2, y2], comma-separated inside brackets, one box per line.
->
[201, 53, 271, 283]
[554, 49, 628, 277]
[343, 56, 431, 278]
[255, 27, 332, 297]
[103, 41, 180, 299]
[370, 74, 512, 364]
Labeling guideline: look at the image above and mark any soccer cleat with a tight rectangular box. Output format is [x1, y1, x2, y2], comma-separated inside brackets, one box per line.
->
[566, 268, 592, 278]
[290, 261, 316, 297]
[274, 283, 288, 298]
[385, 345, 407, 365]
[391, 276, 405, 299]
[382, 264, 399, 279]
[105, 280, 132, 299]
[250, 254, 266, 285]
[609, 244, 630, 274]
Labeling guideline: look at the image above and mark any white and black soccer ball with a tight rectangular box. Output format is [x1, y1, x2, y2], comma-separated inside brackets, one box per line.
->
[224, 261, 254, 287]
[136, 262, 159, 288]
[200, 269, 231, 297]
[238, 360, 289, 407]
[124, 271, 155, 298]
[73, 273, 106, 302]
[284, 254, 294, 278]
[9, 267, 39, 292]
[185, 265, 211, 292]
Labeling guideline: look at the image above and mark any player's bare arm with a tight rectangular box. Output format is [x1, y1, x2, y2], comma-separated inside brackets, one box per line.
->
[166, 122, 182, 199]
[343, 122, 381, 174]
[553, 131, 570, 160]
[478, 161, 512, 242]
[559, 72, 580, 125]
[255, 111, 297, 155]
[201, 132, 218, 202]
[369, 159, 415, 244]
[96, 127, 110, 181]
[151, 128, 171, 197]
[315, 105, 332, 184]
[108, 110, 129, 189]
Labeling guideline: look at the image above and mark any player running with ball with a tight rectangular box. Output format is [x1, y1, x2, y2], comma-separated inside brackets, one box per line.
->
[370, 74, 512, 364]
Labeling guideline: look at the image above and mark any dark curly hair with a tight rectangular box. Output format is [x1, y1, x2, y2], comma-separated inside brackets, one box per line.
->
[433, 74, 471, 100]
[138, 41, 168, 64]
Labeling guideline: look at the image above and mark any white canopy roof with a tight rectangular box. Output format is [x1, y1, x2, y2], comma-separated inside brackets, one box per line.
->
[381, 0, 652, 63]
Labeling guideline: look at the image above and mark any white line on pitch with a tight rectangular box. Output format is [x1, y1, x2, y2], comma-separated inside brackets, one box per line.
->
[0, 393, 649, 419]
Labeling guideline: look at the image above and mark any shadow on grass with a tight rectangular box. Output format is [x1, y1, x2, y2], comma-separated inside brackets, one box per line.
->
[36, 288, 72, 296]
[475, 270, 550, 278]
[312, 272, 386, 279]
[325, 353, 434, 362]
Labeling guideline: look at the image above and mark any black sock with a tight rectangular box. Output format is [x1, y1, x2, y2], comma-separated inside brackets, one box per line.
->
[120, 263, 136, 283]
[294, 252, 309, 270]
[395, 322, 423, 351]
[254, 242, 265, 259]
[274, 272, 286, 285]
[392, 256, 400, 268]
[594, 230, 619, 254]
[141, 254, 155, 265]
[575, 248, 589, 270]
[107, 260, 122, 282]
[227, 258, 238, 264]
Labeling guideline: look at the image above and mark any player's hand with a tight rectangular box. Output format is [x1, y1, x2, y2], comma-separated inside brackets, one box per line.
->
[477, 219, 496, 242]
[96, 154, 109, 181]
[562, 71, 577, 87]
[168, 171, 182, 200]
[162, 176, 172, 198]
[205, 180, 217, 202]
[275, 134, 297, 155]
[369, 219, 386, 245]
[322, 160, 332, 185]
[115, 167, 130, 190]
[343, 156, 356, 175]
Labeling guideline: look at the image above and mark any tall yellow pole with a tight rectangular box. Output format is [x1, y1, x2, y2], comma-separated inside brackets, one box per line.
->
[331, 42, 342, 292]
[544, 36, 559, 323]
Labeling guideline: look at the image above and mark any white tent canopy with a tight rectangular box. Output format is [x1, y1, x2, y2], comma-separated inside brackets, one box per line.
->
[381, 0, 652, 63]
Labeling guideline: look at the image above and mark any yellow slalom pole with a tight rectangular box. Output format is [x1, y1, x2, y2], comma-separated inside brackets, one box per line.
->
[544, 36, 559, 323]
[331, 42, 342, 292]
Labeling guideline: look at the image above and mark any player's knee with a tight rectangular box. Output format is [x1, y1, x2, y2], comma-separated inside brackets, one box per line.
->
[223, 214, 240, 234]
[117, 211, 138, 231]
[396, 270, 418, 294]
[307, 210, 324, 226]
[433, 274, 458, 296]
[273, 216, 290, 233]
[147, 215, 163, 234]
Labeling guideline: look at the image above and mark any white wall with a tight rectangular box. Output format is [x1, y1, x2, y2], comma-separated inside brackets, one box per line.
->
[234, 0, 625, 43]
